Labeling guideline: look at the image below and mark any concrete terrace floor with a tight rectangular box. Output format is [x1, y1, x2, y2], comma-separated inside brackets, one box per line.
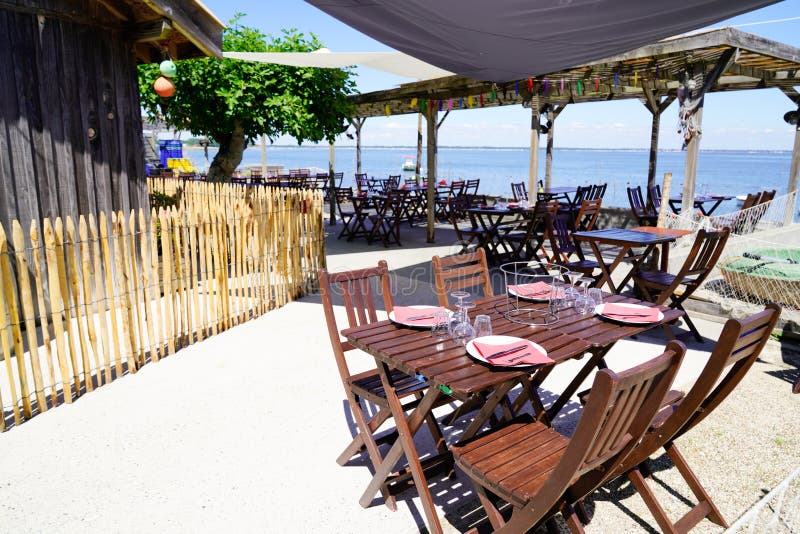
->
[0, 222, 799, 533]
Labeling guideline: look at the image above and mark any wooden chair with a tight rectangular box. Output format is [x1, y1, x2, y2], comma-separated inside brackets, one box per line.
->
[368, 190, 408, 247]
[465, 178, 480, 196]
[450, 194, 485, 254]
[511, 182, 528, 202]
[354, 173, 370, 194]
[545, 212, 601, 284]
[452, 344, 685, 532]
[431, 249, 493, 307]
[589, 182, 607, 200]
[319, 261, 446, 510]
[604, 303, 781, 534]
[504, 199, 558, 261]
[435, 180, 465, 221]
[634, 227, 730, 342]
[649, 184, 662, 213]
[574, 198, 602, 232]
[628, 185, 658, 226]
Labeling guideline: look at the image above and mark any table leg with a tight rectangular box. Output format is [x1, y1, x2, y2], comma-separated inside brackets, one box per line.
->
[704, 198, 724, 216]
[545, 346, 611, 421]
[585, 240, 627, 294]
[616, 243, 658, 292]
[660, 242, 670, 271]
[459, 379, 519, 441]
[360, 362, 444, 533]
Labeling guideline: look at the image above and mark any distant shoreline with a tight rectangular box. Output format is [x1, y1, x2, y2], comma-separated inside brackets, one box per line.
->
[182, 146, 791, 154]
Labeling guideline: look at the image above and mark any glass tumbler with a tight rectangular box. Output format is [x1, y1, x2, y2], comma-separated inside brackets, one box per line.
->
[432, 310, 451, 341]
[473, 315, 492, 338]
[588, 288, 603, 307]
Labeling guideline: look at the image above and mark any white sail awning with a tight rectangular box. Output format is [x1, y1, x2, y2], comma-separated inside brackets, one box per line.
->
[222, 50, 454, 80]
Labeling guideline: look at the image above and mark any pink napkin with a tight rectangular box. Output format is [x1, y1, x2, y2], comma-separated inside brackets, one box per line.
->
[508, 281, 551, 299]
[392, 306, 446, 326]
[472, 339, 552, 366]
[602, 303, 660, 322]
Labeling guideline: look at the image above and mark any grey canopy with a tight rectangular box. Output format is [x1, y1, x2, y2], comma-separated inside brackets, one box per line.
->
[306, 0, 780, 82]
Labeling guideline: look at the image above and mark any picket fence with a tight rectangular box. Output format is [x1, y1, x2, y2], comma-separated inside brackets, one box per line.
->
[0, 180, 325, 430]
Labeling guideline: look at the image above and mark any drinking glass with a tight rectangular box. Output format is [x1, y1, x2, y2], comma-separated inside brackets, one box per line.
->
[588, 288, 603, 307]
[452, 314, 476, 345]
[432, 310, 451, 340]
[576, 277, 595, 315]
[473, 315, 492, 338]
[549, 281, 566, 316]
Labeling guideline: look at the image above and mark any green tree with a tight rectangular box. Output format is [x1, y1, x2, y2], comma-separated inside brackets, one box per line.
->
[138, 14, 355, 181]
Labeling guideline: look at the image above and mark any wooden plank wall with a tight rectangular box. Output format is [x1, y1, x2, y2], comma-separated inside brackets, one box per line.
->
[0, 8, 146, 232]
[0, 181, 326, 431]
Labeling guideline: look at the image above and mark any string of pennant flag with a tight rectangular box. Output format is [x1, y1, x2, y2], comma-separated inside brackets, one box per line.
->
[382, 66, 683, 117]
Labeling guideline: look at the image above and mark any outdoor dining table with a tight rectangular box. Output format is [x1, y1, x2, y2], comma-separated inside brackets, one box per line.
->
[573, 227, 683, 294]
[342, 293, 681, 533]
[668, 194, 733, 216]
[465, 206, 533, 262]
[539, 186, 577, 203]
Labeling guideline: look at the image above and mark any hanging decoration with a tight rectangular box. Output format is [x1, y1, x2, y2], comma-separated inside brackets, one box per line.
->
[676, 69, 704, 149]
[154, 56, 177, 98]
[633, 71, 638, 86]
[438, 100, 443, 111]
[384, 104, 390, 116]
[159, 60, 177, 78]
[467, 95, 473, 108]
[614, 72, 619, 90]
[543, 79, 549, 95]
[595, 77, 599, 91]
[490, 88, 496, 102]
[447, 98, 453, 110]
[459, 98, 464, 109]
[420, 97, 427, 111]
[410, 97, 418, 109]
[560, 78, 565, 93]
[515, 81, 519, 95]
[479, 93, 484, 107]
[577, 79, 582, 95]
[153, 76, 175, 97]
[527, 77, 533, 93]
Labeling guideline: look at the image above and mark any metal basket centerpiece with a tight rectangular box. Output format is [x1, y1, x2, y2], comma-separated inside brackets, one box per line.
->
[499, 262, 567, 326]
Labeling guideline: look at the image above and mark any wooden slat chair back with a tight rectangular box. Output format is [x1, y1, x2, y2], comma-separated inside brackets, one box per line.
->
[369, 190, 408, 247]
[452, 344, 685, 532]
[635, 227, 731, 341]
[511, 181, 528, 202]
[574, 198, 602, 232]
[628, 185, 657, 226]
[354, 173, 369, 194]
[545, 211, 601, 284]
[649, 184, 662, 212]
[611, 304, 780, 533]
[465, 178, 480, 196]
[758, 189, 776, 204]
[589, 182, 608, 200]
[450, 195, 485, 253]
[431, 249, 493, 306]
[319, 261, 445, 510]
[504, 199, 557, 261]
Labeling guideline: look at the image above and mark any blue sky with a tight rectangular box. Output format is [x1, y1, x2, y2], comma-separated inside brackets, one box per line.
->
[201, 0, 800, 149]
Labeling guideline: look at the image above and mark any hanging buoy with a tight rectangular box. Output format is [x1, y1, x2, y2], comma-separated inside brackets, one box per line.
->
[159, 60, 177, 78]
[154, 76, 175, 97]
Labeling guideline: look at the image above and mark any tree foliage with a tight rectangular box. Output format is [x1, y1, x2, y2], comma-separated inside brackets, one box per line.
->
[138, 14, 355, 180]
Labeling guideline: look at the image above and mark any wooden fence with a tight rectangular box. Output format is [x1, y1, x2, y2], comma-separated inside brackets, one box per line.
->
[0, 180, 325, 430]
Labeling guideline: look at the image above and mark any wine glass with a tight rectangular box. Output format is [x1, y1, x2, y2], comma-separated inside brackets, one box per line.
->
[575, 277, 595, 315]
[452, 307, 476, 345]
[564, 271, 582, 309]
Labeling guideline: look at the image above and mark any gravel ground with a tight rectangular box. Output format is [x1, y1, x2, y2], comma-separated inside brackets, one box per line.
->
[0, 225, 798, 533]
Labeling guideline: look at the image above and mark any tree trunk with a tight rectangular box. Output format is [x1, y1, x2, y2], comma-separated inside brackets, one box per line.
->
[208, 119, 247, 182]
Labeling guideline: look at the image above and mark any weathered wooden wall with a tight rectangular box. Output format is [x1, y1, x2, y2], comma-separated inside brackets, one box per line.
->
[0, 7, 146, 232]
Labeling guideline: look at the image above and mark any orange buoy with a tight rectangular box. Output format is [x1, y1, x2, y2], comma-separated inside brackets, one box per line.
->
[154, 76, 175, 97]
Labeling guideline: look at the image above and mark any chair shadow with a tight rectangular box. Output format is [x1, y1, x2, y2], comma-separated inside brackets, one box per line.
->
[772, 327, 800, 391]
[336, 386, 600, 533]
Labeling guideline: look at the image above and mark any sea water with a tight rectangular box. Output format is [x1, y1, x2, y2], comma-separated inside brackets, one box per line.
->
[183, 146, 792, 212]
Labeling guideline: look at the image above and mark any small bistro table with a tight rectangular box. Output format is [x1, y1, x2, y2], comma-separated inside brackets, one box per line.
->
[668, 194, 733, 216]
[572, 228, 683, 294]
[343, 293, 681, 533]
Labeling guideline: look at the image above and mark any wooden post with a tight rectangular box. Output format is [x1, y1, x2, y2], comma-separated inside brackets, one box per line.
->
[682, 105, 703, 215]
[425, 103, 438, 243]
[416, 112, 423, 176]
[657, 172, 673, 228]
[260, 135, 267, 177]
[544, 104, 566, 190]
[528, 104, 541, 197]
[643, 84, 675, 206]
[329, 140, 336, 225]
[783, 91, 800, 225]
[354, 117, 365, 175]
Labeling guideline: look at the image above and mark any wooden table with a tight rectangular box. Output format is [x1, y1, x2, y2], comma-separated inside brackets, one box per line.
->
[573, 228, 681, 294]
[343, 293, 680, 533]
[668, 194, 733, 216]
[539, 186, 577, 203]
[465, 207, 531, 262]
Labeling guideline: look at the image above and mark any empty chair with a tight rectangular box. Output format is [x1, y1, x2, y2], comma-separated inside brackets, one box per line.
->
[435, 180, 465, 221]
[504, 199, 558, 261]
[431, 249, 493, 307]
[354, 173, 370, 194]
[605, 303, 781, 533]
[449, 194, 486, 254]
[649, 184, 662, 213]
[368, 190, 408, 247]
[574, 197, 602, 232]
[318, 261, 446, 510]
[511, 181, 528, 202]
[465, 178, 480, 196]
[628, 185, 658, 226]
[589, 182, 608, 200]
[545, 211, 601, 284]
[452, 344, 685, 532]
[634, 227, 730, 341]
